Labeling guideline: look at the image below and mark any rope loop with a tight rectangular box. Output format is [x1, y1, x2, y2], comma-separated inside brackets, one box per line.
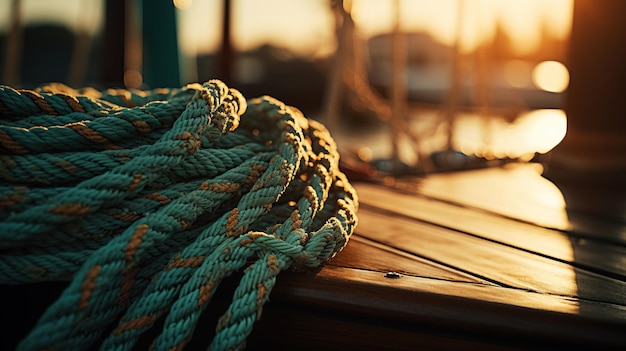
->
[0, 80, 358, 351]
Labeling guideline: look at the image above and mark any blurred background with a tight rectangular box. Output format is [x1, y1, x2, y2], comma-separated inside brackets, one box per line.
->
[0, 0, 574, 176]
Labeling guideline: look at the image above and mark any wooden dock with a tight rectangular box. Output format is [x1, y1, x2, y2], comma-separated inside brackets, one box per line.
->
[2, 163, 624, 350]
[244, 163, 626, 350]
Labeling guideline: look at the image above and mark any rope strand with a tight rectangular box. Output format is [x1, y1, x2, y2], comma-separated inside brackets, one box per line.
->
[0, 80, 358, 351]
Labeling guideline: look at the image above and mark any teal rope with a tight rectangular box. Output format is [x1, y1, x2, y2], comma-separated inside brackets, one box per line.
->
[0, 80, 358, 351]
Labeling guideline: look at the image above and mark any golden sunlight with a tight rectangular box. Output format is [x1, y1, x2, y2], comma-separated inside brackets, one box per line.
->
[532, 61, 570, 93]
[518, 109, 567, 154]
[454, 109, 567, 159]
[351, 0, 573, 54]
[172, 0, 573, 57]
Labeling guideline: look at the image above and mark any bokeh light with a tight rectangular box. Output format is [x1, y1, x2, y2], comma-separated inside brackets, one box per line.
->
[532, 61, 570, 93]
[518, 109, 567, 154]
[173, 0, 193, 10]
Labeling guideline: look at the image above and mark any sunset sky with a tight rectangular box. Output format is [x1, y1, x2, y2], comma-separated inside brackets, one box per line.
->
[2, 0, 573, 57]
[175, 0, 573, 56]
[0, 0, 573, 161]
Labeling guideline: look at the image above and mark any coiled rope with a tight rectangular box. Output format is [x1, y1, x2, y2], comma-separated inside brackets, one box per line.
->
[0, 80, 358, 351]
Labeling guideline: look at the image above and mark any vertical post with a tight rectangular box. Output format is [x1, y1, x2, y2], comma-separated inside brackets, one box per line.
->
[124, 0, 143, 89]
[544, 0, 626, 217]
[444, 0, 465, 155]
[142, 0, 180, 88]
[320, 0, 346, 132]
[101, 0, 126, 87]
[218, 0, 233, 85]
[389, 0, 407, 170]
[3, 0, 22, 86]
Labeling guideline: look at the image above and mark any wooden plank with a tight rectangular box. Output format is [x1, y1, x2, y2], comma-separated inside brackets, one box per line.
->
[401, 164, 626, 244]
[329, 235, 492, 284]
[355, 207, 626, 305]
[355, 182, 626, 280]
[263, 266, 626, 349]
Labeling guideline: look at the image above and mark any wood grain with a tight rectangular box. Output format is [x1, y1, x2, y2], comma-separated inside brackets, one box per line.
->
[354, 207, 626, 305]
[260, 266, 626, 349]
[328, 236, 492, 284]
[406, 164, 626, 243]
[242, 164, 626, 349]
[355, 182, 626, 280]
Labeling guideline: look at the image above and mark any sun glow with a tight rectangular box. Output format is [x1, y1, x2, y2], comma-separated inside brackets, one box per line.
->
[4, 0, 574, 59]
[518, 109, 568, 154]
[171, 0, 574, 57]
[533, 61, 570, 93]
[351, 0, 574, 54]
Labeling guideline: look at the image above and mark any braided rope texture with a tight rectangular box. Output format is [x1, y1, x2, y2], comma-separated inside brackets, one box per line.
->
[0, 80, 358, 351]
